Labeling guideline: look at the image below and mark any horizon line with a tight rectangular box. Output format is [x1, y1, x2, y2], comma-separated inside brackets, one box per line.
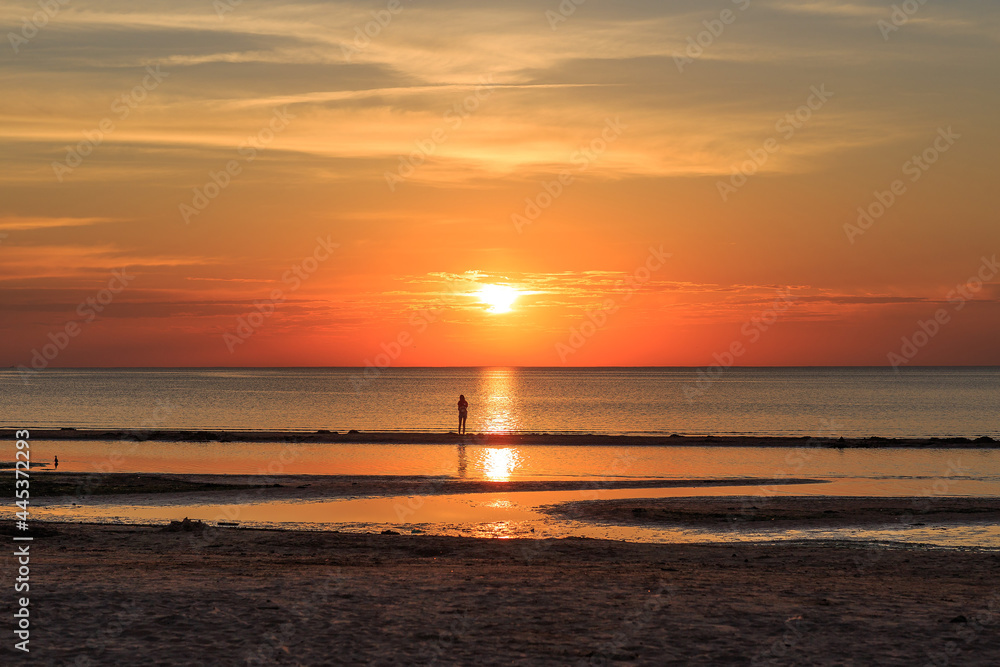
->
[4, 365, 999, 370]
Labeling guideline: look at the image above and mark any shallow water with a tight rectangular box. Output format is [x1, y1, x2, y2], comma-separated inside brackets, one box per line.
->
[25, 442, 1000, 490]
[17, 439, 1000, 548]
[20, 484, 1000, 549]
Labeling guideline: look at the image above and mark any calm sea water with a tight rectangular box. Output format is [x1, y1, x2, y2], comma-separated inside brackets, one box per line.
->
[2, 367, 998, 437]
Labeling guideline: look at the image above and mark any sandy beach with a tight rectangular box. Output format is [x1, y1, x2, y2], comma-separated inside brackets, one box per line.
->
[5, 435, 1000, 665]
[3, 472, 1000, 664]
[2, 521, 998, 666]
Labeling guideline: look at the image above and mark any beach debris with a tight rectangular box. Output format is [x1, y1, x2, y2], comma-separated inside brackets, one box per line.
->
[950, 615, 968, 624]
[163, 517, 209, 532]
[348, 429, 360, 434]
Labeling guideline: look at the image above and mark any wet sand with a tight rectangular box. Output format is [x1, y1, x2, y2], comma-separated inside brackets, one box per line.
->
[8, 471, 824, 501]
[3, 522, 999, 665]
[540, 495, 1000, 530]
[5, 475, 1000, 664]
[7, 428, 998, 447]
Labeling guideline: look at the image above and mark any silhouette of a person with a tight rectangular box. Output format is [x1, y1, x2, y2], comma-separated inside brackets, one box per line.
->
[457, 395, 469, 435]
[54, 455, 59, 469]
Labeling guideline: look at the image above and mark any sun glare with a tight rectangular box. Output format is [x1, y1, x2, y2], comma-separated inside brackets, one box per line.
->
[480, 448, 521, 481]
[477, 284, 519, 314]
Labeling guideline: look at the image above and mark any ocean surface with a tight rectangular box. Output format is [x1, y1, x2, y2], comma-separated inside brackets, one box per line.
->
[2, 366, 998, 437]
[5, 367, 1000, 547]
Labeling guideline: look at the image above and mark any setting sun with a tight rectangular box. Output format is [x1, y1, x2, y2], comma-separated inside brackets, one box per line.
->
[477, 284, 519, 314]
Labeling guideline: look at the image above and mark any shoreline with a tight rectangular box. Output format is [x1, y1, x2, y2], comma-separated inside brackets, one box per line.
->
[0, 472, 827, 499]
[7, 474, 999, 535]
[5, 428, 998, 447]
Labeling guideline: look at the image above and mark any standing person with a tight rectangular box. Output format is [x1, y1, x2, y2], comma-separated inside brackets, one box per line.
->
[54, 455, 59, 469]
[457, 395, 469, 435]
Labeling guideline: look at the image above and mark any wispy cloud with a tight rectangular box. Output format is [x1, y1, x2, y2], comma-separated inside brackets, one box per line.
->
[0, 216, 121, 230]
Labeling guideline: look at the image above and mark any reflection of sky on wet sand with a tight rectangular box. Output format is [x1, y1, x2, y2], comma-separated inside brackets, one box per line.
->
[18, 483, 1000, 548]
[28, 441, 1000, 493]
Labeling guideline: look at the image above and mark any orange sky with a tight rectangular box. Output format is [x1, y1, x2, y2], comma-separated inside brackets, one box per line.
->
[1, 1, 998, 367]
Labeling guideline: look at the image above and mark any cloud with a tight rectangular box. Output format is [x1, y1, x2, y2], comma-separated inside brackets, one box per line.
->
[0, 0, 997, 364]
[0, 216, 121, 230]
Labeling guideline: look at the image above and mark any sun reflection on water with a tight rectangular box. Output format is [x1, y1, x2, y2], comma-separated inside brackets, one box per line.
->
[480, 368, 520, 433]
[479, 448, 522, 481]
[468, 521, 519, 539]
[481, 499, 514, 509]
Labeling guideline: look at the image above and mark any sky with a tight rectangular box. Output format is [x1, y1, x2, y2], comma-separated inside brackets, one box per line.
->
[1, 0, 998, 368]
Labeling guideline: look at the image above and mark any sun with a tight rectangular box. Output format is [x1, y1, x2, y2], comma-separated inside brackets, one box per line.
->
[477, 284, 519, 314]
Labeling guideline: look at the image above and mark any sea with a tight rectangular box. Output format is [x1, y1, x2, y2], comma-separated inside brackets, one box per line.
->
[5, 367, 1000, 546]
[2, 366, 999, 437]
